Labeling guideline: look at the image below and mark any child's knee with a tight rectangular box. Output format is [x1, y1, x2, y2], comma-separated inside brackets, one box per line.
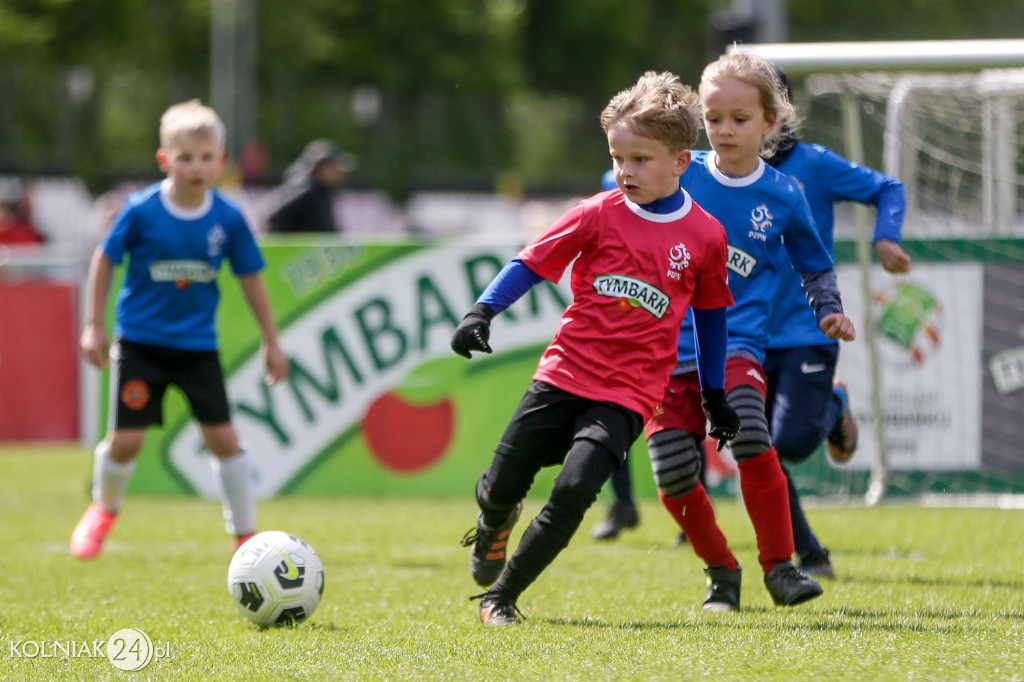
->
[202, 424, 241, 458]
[107, 432, 145, 461]
[773, 427, 820, 463]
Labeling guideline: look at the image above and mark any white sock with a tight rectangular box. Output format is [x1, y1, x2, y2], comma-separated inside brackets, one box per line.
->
[210, 450, 256, 536]
[92, 441, 135, 513]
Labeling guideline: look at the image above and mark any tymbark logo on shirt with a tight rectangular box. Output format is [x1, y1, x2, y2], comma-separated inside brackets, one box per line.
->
[593, 275, 670, 319]
[149, 260, 218, 288]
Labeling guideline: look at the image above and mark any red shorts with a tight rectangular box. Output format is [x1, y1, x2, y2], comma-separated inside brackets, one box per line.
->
[645, 356, 767, 438]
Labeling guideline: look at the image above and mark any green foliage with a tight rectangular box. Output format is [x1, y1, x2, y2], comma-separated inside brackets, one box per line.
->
[522, 0, 713, 97]
[1, 444, 1022, 680]
[3, 1, 1024, 194]
[787, 0, 1024, 42]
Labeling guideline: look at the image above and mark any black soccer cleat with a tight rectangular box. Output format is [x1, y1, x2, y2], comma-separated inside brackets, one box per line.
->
[764, 560, 824, 606]
[461, 502, 523, 587]
[471, 592, 525, 626]
[702, 565, 742, 612]
[799, 548, 835, 579]
[591, 501, 640, 541]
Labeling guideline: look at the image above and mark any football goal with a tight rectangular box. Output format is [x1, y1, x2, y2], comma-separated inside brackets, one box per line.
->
[730, 40, 1024, 506]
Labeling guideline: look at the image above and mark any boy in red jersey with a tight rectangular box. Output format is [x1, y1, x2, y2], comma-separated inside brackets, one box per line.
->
[451, 71, 738, 626]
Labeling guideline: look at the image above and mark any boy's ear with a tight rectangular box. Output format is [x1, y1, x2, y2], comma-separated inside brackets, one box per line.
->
[675, 149, 691, 176]
[155, 148, 169, 172]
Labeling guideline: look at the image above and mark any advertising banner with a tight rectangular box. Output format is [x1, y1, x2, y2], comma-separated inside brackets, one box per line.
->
[834, 262, 983, 471]
[126, 239, 602, 498]
[109, 237, 1023, 498]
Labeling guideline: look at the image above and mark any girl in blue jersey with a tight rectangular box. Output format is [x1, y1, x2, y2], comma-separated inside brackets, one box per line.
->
[71, 100, 290, 560]
[763, 67, 911, 578]
[645, 52, 856, 611]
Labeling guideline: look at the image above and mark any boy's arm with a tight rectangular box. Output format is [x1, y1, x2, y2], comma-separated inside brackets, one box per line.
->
[450, 258, 544, 359]
[80, 247, 114, 369]
[820, 146, 912, 274]
[869, 176, 911, 273]
[237, 273, 290, 385]
[875, 239, 912, 274]
[692, 306, 739, 447]
[799, 269, 856, 341]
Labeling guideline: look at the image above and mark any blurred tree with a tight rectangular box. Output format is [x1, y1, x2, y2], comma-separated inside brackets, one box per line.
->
[1, 0, 1024, 197]
[788, 0, 1024, 42]
[255, 0, 526, 200]
[522, 0, 712, 98]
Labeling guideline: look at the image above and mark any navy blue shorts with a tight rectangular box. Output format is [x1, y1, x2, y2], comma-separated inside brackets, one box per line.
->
[109, 338, 231, 429]
[763, 343, 839, 462]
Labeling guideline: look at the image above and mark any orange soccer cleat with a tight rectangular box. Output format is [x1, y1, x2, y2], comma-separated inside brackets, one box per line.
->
[827, 379, 859, 463]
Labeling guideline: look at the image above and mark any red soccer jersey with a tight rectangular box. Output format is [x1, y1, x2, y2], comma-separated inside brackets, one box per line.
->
[520, 189, 733, 418]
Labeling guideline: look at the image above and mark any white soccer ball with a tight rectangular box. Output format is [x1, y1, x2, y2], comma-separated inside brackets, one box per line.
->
[227, 531, 325, 627]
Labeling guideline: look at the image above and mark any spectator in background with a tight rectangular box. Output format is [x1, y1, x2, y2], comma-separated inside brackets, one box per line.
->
[93, 188, 129, 239]
[265, 139, 356, 234]
[0, 178, 45, 245]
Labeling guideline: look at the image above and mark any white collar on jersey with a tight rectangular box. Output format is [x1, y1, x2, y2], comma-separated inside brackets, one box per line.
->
[705, 151, 766, 187]
[623, 189, 694, 223]
[159, 178, 214, 220]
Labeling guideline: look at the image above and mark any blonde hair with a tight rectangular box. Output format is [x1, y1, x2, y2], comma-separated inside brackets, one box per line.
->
[601, 71, 702, 152]
[699, 52, 798, 156]
[159, 99, 226, 150]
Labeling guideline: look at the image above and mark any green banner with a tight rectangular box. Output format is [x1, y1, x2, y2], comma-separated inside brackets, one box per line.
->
[120, 238, 659, 499]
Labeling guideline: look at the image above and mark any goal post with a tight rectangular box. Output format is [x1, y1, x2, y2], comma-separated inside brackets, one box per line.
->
[729, 39, 1024, 72]
[728, 40, 1024, 504]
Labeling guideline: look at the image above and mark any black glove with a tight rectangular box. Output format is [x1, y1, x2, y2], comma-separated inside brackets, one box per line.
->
[701, 388, 740, 450]
[451, 303, 496, 359]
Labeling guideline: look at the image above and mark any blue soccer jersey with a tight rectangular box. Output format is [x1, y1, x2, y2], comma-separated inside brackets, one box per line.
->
[102, 179, 266, 351]
[676, 150, 833, 365]
[766, 142, 905, 350]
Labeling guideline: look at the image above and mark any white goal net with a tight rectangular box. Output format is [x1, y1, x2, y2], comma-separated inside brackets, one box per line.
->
[761, 62, 1024, 505]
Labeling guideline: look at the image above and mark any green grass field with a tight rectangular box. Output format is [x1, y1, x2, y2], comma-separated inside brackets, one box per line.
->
[1, 443, 1021, 681]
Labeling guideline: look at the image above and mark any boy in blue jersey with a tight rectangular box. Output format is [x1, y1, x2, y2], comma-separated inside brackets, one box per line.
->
[763, 68, 911, 578]
[71, 100, 290, 559]
[645, 52, 856, 611]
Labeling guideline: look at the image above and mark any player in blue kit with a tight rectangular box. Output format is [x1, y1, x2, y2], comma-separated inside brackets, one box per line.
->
[763, 67, 912, 578]
[71, 100, 290, 560]
[645, 52, 857, 611]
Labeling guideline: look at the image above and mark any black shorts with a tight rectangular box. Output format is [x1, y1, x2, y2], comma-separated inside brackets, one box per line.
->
[109, 338, 231, 429]
[495, 381, 643, 466]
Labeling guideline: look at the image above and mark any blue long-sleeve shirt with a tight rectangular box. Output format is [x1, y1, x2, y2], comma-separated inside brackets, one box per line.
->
[766, 141, 906, 349]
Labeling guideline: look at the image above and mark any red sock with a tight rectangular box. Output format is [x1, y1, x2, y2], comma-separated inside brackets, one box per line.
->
[659, 485, 737, 570]
[737, 447, 794, 574]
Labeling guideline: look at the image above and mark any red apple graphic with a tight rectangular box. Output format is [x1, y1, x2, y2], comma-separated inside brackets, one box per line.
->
[361, 357, 463, 473]
[362, 391, 454, 472]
